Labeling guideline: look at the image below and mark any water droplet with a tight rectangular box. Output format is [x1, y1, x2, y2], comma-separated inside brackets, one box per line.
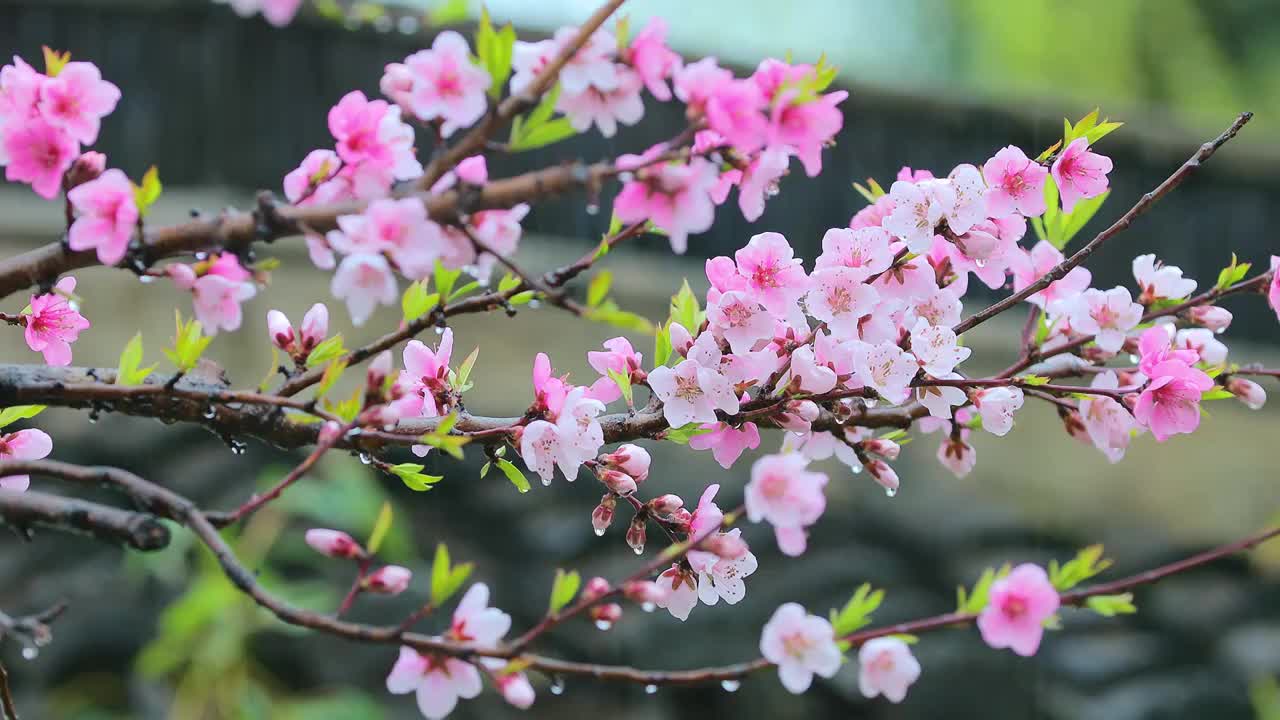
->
[720, 679, 741, 693]
[359, 452, 372, 465]
[1128, 354, 1140, 364]
[594, 527, 606, 537]
[203, 406, 217, 419]
[644, 684, 658, 695]
[518, 485, 530, 494]
[974, 259, 987, 268]
[528, 299, 542, 310]
[139, 275, 154, 284]
[618, 171, 635, 183]
[549, 677, 565, 695]
[68, 301, 81, 312]
[594, 619, 612, 631]
[766, 182, 781, 197]
[231, 444, 245, 456]
[585, 202, 600, 216]
[21, 646, 37, 660]
[397, 15, 420, 34]
[884, 486, 897, 498]
[434, 326, 445, 335]
[641, 602, 656, 613]
[88, 409, 100, 423]
[632, 545, 644, 555]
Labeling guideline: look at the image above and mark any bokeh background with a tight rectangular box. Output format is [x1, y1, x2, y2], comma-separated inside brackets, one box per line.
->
[1, 0, 1279, 718]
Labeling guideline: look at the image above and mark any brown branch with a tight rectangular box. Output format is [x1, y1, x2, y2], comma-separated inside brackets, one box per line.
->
[0, 662, 15, 720]
[954, 111, 1253, 337]
[0, 489, 170, 551]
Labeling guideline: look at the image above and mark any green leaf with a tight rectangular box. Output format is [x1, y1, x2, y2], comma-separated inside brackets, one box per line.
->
[509, 116, 577, 151]
[162, 310, 212, 372]
[1017, 374, 1051, 386]
[1084, 121, 1124, 145]
[548, 568, 581, 614]
[1035, 138, 1063, 163]
[664, 422, 714, 445]
[496, 458, 529, 493]
[614, 14, 631, 53]
[1048, 545, 1113, 590]
[454, 346, 479, 393]
[366, 501, 393, 555]
[1085, 592, 1137, 617]
[587, 300, 656, 334]
[1201, 387, 1236, 401]
[955, 564, 1011, 614]
[607, 368, 633, 407]
[852, 178, 886, 204]
[509, 290, 537, 305]
[132, 166, 163, 217]
[115, 333, 157, 386]
[669, 279, 704, 333]
[1056, 190, 1110, 249]
[587, 270, 613, 308]
[402, 281, 440, 323]
[323, 386, 362, 422]
[315, 359, 348, 398]
[828, 583, 885, 636]
[497, 272, 522, 294]
[389, 463, 443, 492]
[1215, 254, 1252, 291]
[429, 0, 470, 25]
[305, 334, 347, 369]
[434, 261, 462, 301]
[653, 323, 672, 367]
[448, 280, 481, 302]
[475, 7, 516, 100]
[430, 543, 473, 606]
[0, 405, 45, 430]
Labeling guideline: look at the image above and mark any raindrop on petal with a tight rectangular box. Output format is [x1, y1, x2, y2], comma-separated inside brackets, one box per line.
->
[720, 679, 741, 693]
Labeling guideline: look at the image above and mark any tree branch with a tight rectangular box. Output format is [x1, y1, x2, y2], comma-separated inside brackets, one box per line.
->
[0, 489, 170, 551]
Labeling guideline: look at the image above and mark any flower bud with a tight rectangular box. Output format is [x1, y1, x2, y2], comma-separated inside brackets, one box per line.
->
[300, 302, 329, 352]
[166, 263, 197, 290]
[667, 508, 693, 531]
[1227, 377, 1267, 410]
[65, 151, 107, 190]
[493, 669, 535, 709]
[649, 493, 684, 519]
[861, 437, 900, 461]
[703, 532, 748, 561]
[590, 602, 622, 630]
[365, 565, 413, 595]
[367, 350, 393, 391]
[597, 468, 637, 496]
[583, 576, 612, 601]
[1189, 305, 1232, 333]
[625, 515, 647, 555]
[669, 322, 694, 356]
[866, 459, 900, 497]
[379, 62, 415, 107]
[304, 528, 364, 559]
[591, 494, 616, 536]
[317, 420, 343, 447]
[602, 443, 651, 481]
[266, 309, 295, 351]
[623, 580, 668, 607]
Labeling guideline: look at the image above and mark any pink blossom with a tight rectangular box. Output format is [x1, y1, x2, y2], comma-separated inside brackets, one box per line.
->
[306, 233, 337, 270]
[733, 232, 809, 318]
[815, 227, 894, 282]
[66, 168, 137, 266]
[873, 254, 939, 304]
[689, 422, 760, 468]
[391, 328, 454, 419]
[806, 267, 878, 337]
[882, 180, 947, 253]
[520, 387, 605, 483]
[911, 288, 963, 327]
[64, 150, 106, 189]
[330, 198, 443, 279]
[673, 57, 733, 114]
[480, 659, 536, 709]
[909, 319, 971, 376]
[655, 564, 699, 621]
[1010, 241, 1092, 314]
[648, 358, 738, 427]
[977, 564, 1060, 657]
[708, 290, 774, 354]
[557, 65, 644, 138]
[945, 163, 987, 234]
[366, 565, 412, 595]
[1079, 371, 1139, 462]
[690, 483, 725, 538]
[737, 148, 789, 222]
[1132, 254, 1196, 301]
[327, 91, 422, 182]
[449, 583, 512, 646]
[166, 263, 197, 290]
[759, 603, 842, 694]
[37, 61, 120, 145]
[299, 302, 328, 353]
[613, 155, 718, 253]
[767, 88, 847, 177]
[4, 118, 78, 198]
[857, 637, 921, 703]
[788, 345, 836, 394]
[1136, 326, 1197, 376]
[1051, 138, 1112, 212]
[1270, 257, 1280, 322]
[745, 453, 827, 556]
[627, 18, 681, 100]
[1066, 287, 1143, 353]
[1133, 360, 1214, 441]
[586, 337, 644, 403]
[854, 342, 917, 404]
[1227, 377, 1266, 410]
[917, 375, 967, 419]
[1174, 328, 1227, 367]
[24, 277, 89, 365]
[266, 309, 294, 351]
[688, 528, 757, 606]
[331, 253, 398, 326]
[0, 56, 43, 124]
[849, 194, 895, 230]
[283, 149, 341, 204]
[937, 436, 977, 478]
[973, 386, 1024, 437]
[983, 145, 1048, 217]
[706, 79, 768, 154]
[0, 428, 53, 492]
[1189, 306, 1232, 333]
[601, 443, 651, 481]
[192, 259, 256, 335]
[222, 0, 303, 26]
[400, 32, 490, 137]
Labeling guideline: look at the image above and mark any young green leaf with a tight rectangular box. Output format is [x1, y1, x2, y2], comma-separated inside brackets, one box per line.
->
[1056, 190, 1109, 249]
[664, 423, 714, 445]
[162, 310, 213, 372]
[389, 463, 443, 491]
[607, 368, 633, 407]
[1085, 592, 1137, 617]
[1048, 545, 1113, 590]
[587, 270, 613, 308]
[433, 261, 462, 301]
[495, 458, 530, 493]
[0, 405, 45, 430]
[475, 7, 517, 100]
[497, 272, 523, 294]
[305, 334, 347, 369]
[454, 346, 480, 393]
[430, 543, 474, 606]
[669, 279, 704, 332]
[315, 359, 348, 398]
[955, 564, 1011, 614]
[653, 322, 673, 367]
[132, 166, 163, 217]
[366, 501, 393, 555]
[587, 300, 656, 334]
[548, 568, 581, 614]
[828, 583, 885, 636]
[402, 281, 440, 323]
[115, 333, 157, 386]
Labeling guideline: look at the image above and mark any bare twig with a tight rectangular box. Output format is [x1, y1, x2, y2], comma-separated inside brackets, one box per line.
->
[0, 490, 170, 551]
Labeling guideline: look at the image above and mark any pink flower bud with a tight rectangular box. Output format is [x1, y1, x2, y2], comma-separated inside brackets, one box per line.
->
[591, 494, 616, 536]
[1227, 377, 1267, 410]
[380, 62, 415, 107]
[623, 580, 668, 606]
[867, 459, 900, 497]
[667, 508, 693, 531]
[266, 309, 295, 351]
[318, 420, 343, 447]
[625, 515, 647, 555]
[300, 302, 328, 352]
[649, 493, 684, 519]
[602, 443, 651, 481]
[669, 322, 694, 356]
[367, 350, 393, 390]
[493, 670, 535, 709]
[304, 528, 364, 559]
[1189, 306, 1232, 333]
[583, 576, 612, 601]
[65, 151, 107, 189]
[455, 155, 489, 185]
[598, 468, 638, 496]
[862, 438, 901, 461]
[704, 532, 748, 560]
[365, 565, 412, 595]
[590, 602, 622, 629]
[166, 263, 197, 290]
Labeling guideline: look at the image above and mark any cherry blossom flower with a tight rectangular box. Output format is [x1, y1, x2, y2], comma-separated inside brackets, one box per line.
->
[911, 288, 963, 327]
[687, 528, 757, 606]
[945, 163, 987, 235]
[982, 145, 1048, 218]
[882, 180, 947, 253]
[759, 603, 842, 694]
[1133, 254, 1196, 302]
[22, 276, 87, 365]
[0, 56, 42, 124]
[1010, 241, 1092, 314]
[614, 153, 718, 253]
[707, 290, 774, 354]
[706, 79, 768, 154]
[938, 435, 977, 478]
[910, 319, 971, 376]
[626, 17, 681, 100]
[331, 253, 397, 326]
[327, 91, 422, 184]
[673, 57, 733, 114]
[66, 168, 137, 266]
[366, 565, 412, 595]
[745, 453, 828, 556]
[973, 386, 1024, 437]
[806, 267, 878, 337]
[857, 637, 921, 703]
[297, 302, 328, 353]
[391, 328, 454, 419]
[283, 149, 341, 204]
[737, 147, 789, 222]
[399, 32, 490, 137]
[1051, 137, 1112, 212]
[190, 255, 256, 335]
[4, 118, 78, 198]
[480, 659, 536, 710]
[1079, 371, 1139, 462]
[789, 345, 837, 394]
[1136, 325, 1197, 376]
[1227, 377, 1266, 410]
[1065, 287, 1143, 353]
[767, 87, 847, 177]
[733, 232, 809, 318]
[558, 65, 645, 137]
[648, 359, 739, 428]
[689, 422, 760, 468]
[815, 226, 894, 281]
[1189, 305, 1232, 333]
[266, 309, 294, 351]
[872, 255, 939, 303]
[304, 528, 364, 558]
[0, 428, 53, 492]
[1174, 328, 1227, 367]
[37, 61, 120, 145]
[586, 337, 644, 403]
[655, 564, 699, 621]
[520, 386, 605, 484]
[917, 375, 967, 419]
[330, 198, 443, 280]
[600, 443, 651, 481]
[849, 194, 895, 230]
[977, 563, 1060, 657]
[854, 342, 917, 404]
[1270, 257, 1280, 322]
[1133, 360, 1214, 442]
